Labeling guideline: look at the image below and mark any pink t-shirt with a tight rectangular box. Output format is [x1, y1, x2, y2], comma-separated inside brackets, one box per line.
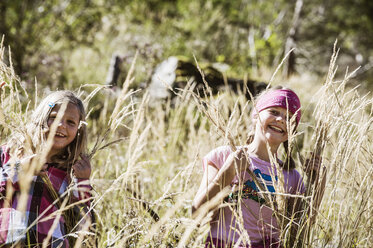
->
[203, 146, 305, 245]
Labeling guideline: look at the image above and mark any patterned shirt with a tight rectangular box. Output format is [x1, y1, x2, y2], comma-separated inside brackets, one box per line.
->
[0, 146, 92, 247]
[203, 146, 305, 245]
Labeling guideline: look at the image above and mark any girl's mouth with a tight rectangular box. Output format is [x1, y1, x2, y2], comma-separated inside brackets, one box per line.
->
[55, 132, 67, 138]
[268, 125, 285, 133]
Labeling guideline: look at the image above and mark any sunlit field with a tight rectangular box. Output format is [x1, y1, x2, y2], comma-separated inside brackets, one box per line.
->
[1, 41, 373, 248]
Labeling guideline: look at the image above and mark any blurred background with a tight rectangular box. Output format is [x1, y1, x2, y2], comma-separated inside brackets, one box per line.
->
[1, 0, 372, 90]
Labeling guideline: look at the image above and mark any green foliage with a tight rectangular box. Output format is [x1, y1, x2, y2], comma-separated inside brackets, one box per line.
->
[298, 0, 373, 79]
[0, 0, 102, 76]
[1, 0, 373, 90]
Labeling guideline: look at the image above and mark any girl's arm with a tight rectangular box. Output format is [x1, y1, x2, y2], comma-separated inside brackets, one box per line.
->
[304, 153, 326, 221]
[0, 149, 23, 209]
[1, 161, 21, 191]
[72, 154, 92, 205]
[192, 149, 248, 218]
[308, 165, 327, 224]
[192, 162, 220, 215]
[286, 153, 326, 243]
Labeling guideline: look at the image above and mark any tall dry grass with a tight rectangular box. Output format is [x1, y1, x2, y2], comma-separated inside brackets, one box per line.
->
[1, 41, 373, 248]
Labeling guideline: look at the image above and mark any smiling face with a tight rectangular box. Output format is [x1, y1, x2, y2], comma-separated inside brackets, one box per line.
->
[47, 103, 81, 156]
[253, 106, 294, 149]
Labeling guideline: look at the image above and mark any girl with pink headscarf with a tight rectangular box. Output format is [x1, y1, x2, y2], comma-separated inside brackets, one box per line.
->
[192, 86, 323, 248]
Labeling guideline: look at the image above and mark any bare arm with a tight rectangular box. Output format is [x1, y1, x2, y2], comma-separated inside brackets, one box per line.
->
[192, 149, 248, 218]
[304, 153, 326, 222]
[308, 165, 327, 224]
[286, 154, 327, 245]
[192, 162, 220, 215]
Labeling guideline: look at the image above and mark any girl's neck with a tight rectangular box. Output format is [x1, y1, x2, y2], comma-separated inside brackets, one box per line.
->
[46, 153, 55, 163]
[46, 149, 62, 163]
[247, 137, 279, 163]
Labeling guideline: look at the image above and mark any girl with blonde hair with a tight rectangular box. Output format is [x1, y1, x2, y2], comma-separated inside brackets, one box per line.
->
[1, 90, 92, 247]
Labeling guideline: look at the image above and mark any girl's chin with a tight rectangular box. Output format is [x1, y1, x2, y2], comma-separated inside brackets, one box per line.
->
[264, 135, 287, 146]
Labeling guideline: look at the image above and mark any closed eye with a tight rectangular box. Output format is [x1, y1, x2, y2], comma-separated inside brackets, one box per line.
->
[269, 109, 293, 120]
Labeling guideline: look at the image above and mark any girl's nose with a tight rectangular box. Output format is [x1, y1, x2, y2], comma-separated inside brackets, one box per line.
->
[58, 120, 66, 127]
[276, 115, 286, 123]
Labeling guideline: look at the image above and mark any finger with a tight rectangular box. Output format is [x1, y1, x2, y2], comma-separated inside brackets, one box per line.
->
[27, 154, 37, 160]
[80, 154, 89, 163]
[80, 157, 92, 169]
[313, 158, 322, 166]
[78, 160, 90, 169]
[21, 154, 37, 164]
[304, 159, 311, 170]
[73, 162, 82, 171]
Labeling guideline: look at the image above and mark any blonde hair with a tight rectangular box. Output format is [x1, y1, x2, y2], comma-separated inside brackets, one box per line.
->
[10, 90, 87, 167]
[246, 85, 297, 170]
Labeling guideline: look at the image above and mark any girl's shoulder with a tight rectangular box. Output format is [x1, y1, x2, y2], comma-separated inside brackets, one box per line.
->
[202, 145, 233, 170]
[208, 145, 233, 154]
[205, 145, 236, 159]
[203, 145, 247, 170]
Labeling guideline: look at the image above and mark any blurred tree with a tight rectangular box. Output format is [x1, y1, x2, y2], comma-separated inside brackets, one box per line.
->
[0, 0, 372, 88]
[296, 0, 373, 79]
[283, 0, 303, 77]
[0, 0, 102, 79]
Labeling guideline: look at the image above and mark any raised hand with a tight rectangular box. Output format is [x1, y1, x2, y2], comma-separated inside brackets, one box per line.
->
[232, 147, 250, 175]
[304, 152, 323, 184]
[72, 154, 91, 179]
[18, 154, 48, 176]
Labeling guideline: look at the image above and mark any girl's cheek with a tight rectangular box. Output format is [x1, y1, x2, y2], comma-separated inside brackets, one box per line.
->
[47, 119, 54, 127]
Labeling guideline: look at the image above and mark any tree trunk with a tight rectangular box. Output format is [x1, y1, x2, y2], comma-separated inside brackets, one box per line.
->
[283, 0, 303, 77]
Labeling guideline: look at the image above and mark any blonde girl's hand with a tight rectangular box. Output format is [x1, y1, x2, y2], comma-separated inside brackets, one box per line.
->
[72, 154, 91, 179]
[18, 154, 48, 176]
[304, 152, 323, 184]
[37, 164, 49, 176]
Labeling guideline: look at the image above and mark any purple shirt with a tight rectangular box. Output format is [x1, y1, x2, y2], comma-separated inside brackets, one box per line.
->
[203, 146, 305, 245]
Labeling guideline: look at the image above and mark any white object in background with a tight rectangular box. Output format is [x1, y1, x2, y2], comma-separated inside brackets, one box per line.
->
[148, 56, 179, 99]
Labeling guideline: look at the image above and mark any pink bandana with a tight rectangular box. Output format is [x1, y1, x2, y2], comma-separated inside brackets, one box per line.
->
[253, 89, 301, 125]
